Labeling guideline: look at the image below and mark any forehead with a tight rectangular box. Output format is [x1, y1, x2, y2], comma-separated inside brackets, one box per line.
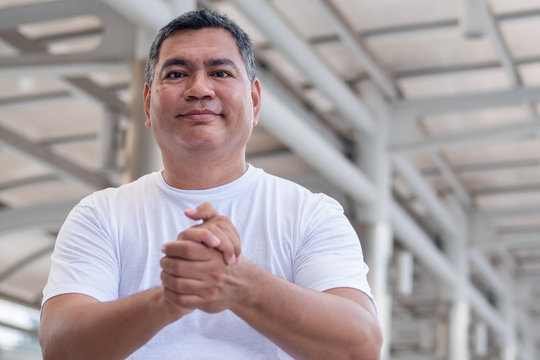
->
[159, 28, 242, 64]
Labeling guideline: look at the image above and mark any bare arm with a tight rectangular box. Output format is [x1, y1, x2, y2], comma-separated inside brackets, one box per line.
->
[39, 203, 240, 360]
[39, 287, 189, 360]
[161, 203, 383, 359]
[231, 260, 382, 360]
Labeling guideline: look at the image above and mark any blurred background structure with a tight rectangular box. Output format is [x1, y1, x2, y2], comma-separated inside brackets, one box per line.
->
[1, 0, 540, 359]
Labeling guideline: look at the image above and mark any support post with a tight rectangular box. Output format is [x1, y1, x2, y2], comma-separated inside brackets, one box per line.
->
[122, 28, 164, 183]
[356, 82, 393, 360]
[445, 196, 470, 360]
[123, 57, 162, 183]
[500, 297, 517, 360]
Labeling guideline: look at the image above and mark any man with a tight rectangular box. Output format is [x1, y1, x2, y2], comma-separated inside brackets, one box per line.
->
[39, 8, 382, 360]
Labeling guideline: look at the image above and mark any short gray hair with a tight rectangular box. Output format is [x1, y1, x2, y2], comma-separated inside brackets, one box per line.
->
[145, 8, 256, 86]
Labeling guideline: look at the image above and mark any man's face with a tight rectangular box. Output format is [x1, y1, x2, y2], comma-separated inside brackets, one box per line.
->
[143, 28, 261, 159]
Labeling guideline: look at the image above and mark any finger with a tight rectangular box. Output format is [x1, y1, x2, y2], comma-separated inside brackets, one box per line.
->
[175, 227, 221, 249]
[201, 224, 235, 265]
[160, 256, 208, 280]
[184, 202, 219, 221]
[162, 239, 215, 261]
[162, 287, 202, 309]
[177, 224, 233, 264]
[212, 219, 242, 264]
[161, 271, 206, 295]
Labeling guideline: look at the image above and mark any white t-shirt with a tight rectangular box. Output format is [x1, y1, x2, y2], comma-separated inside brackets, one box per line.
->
[43, 165, 373, 359]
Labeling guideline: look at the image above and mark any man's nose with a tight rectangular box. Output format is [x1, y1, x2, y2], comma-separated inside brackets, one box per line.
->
[183, 73, 215, 100]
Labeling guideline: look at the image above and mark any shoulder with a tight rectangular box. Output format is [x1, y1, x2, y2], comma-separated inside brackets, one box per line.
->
[251, 166, 344, 213]
[69, 172, 162, 223]
[80, 172, 160, 206]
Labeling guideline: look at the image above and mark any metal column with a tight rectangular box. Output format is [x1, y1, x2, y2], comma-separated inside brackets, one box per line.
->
[123, 57, 162, 183]
[356, 83, 393, 360]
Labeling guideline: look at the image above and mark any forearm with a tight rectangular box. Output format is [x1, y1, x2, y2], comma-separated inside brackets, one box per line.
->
[39, 287, 179, 360]
[231, 261, 382, 360]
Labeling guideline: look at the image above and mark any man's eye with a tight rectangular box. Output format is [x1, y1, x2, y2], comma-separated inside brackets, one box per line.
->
[167, 71, 185, 79]
[213, 71, 230, 78]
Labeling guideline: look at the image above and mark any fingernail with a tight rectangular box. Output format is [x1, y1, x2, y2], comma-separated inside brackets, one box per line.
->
[235, 255, 241, 264]
[161, 244, 167, 252]
[185, 208, 195, 215]
[211, 235, 221, 247]
[229, 254, 236, 265]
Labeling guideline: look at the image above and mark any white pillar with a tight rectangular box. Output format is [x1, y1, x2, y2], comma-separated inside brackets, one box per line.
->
[99, 107, 121, 173]
[123, 57, 162, 183]
[445, 196, 470, 360]
[500, 297, 517, 360]
[474, 322, 488, 357]
[356, 82, 393, 360]
[123, 28, 165, 183]
[363, 222, 392, 359]
[448, 299, 470, 360]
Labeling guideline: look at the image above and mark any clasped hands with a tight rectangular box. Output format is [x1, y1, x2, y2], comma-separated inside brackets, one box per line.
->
[160, 203, 244, 317]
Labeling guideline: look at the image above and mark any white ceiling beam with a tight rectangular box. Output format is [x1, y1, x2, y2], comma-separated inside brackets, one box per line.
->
[391, 121, 540, 155]
[259, 71, 345, 152]
[390, 85, 540, 116]
[62, 76, 129, 116]
[0, 0, 98, 30]
[0, 125, 110, 190]
[0, 320, 38, 338]
[230, 0, 376, 136]
[0, 174, 59, 193]
[0, 0, 135, 58]
[0, 200, 78, 234]
[394, 57, 540, 79]
[390, 202, 458, 288]
[338, 8, 540, 41]
[0, 245, 53, 282]
[312, 0, 400, 100]
[391, 201, 506, 336]
[0, 1, 135, 72]
[469, 250, 507, 298]
[473, 183, 540, 196]
[259, 79, 376, 205]
[0, 61, 129, 78]
[476, 205, 540, 219]
[259, 68, 506, 338]
[480, 0, 521, 87]
[0, 90, 70, 105]
[474, 233, 540, 252]
[0, 29, 46, 53]
[465, 281, 507, 335]
[101, 0, 175, 33]
[392, 155, 463, 239]
[432, 154, 473, 209]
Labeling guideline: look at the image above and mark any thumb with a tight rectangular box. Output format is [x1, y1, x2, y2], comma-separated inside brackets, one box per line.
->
[184, 202, 219, 222]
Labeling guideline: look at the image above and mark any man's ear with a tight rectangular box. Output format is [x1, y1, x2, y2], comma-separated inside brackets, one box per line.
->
[251, 78, 262, 126]
[143, 83, 152, 128]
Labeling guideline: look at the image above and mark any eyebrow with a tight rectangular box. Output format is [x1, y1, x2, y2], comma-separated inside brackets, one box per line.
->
[159, 57, 241, 77]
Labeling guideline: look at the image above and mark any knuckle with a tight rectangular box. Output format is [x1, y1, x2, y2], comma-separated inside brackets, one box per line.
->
[209, 271, 224, 283]
[173, 262, 183, 274]
[216, 215, 229, 224]
[183, 244, 195, 258]
[174, 278, 184, 290]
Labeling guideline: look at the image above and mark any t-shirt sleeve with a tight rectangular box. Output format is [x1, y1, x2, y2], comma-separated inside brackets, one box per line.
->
[42, 196, 119, 306]
[294, 195, 374, 301]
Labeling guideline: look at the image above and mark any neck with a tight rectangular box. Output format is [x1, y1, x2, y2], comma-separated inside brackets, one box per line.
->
[161, 153, 248, 190]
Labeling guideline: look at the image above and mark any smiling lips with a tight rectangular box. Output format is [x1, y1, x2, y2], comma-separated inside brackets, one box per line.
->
[177, 108, 222, 121]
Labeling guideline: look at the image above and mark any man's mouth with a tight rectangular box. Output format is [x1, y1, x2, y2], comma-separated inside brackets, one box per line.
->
[177, 109, 222, 121]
